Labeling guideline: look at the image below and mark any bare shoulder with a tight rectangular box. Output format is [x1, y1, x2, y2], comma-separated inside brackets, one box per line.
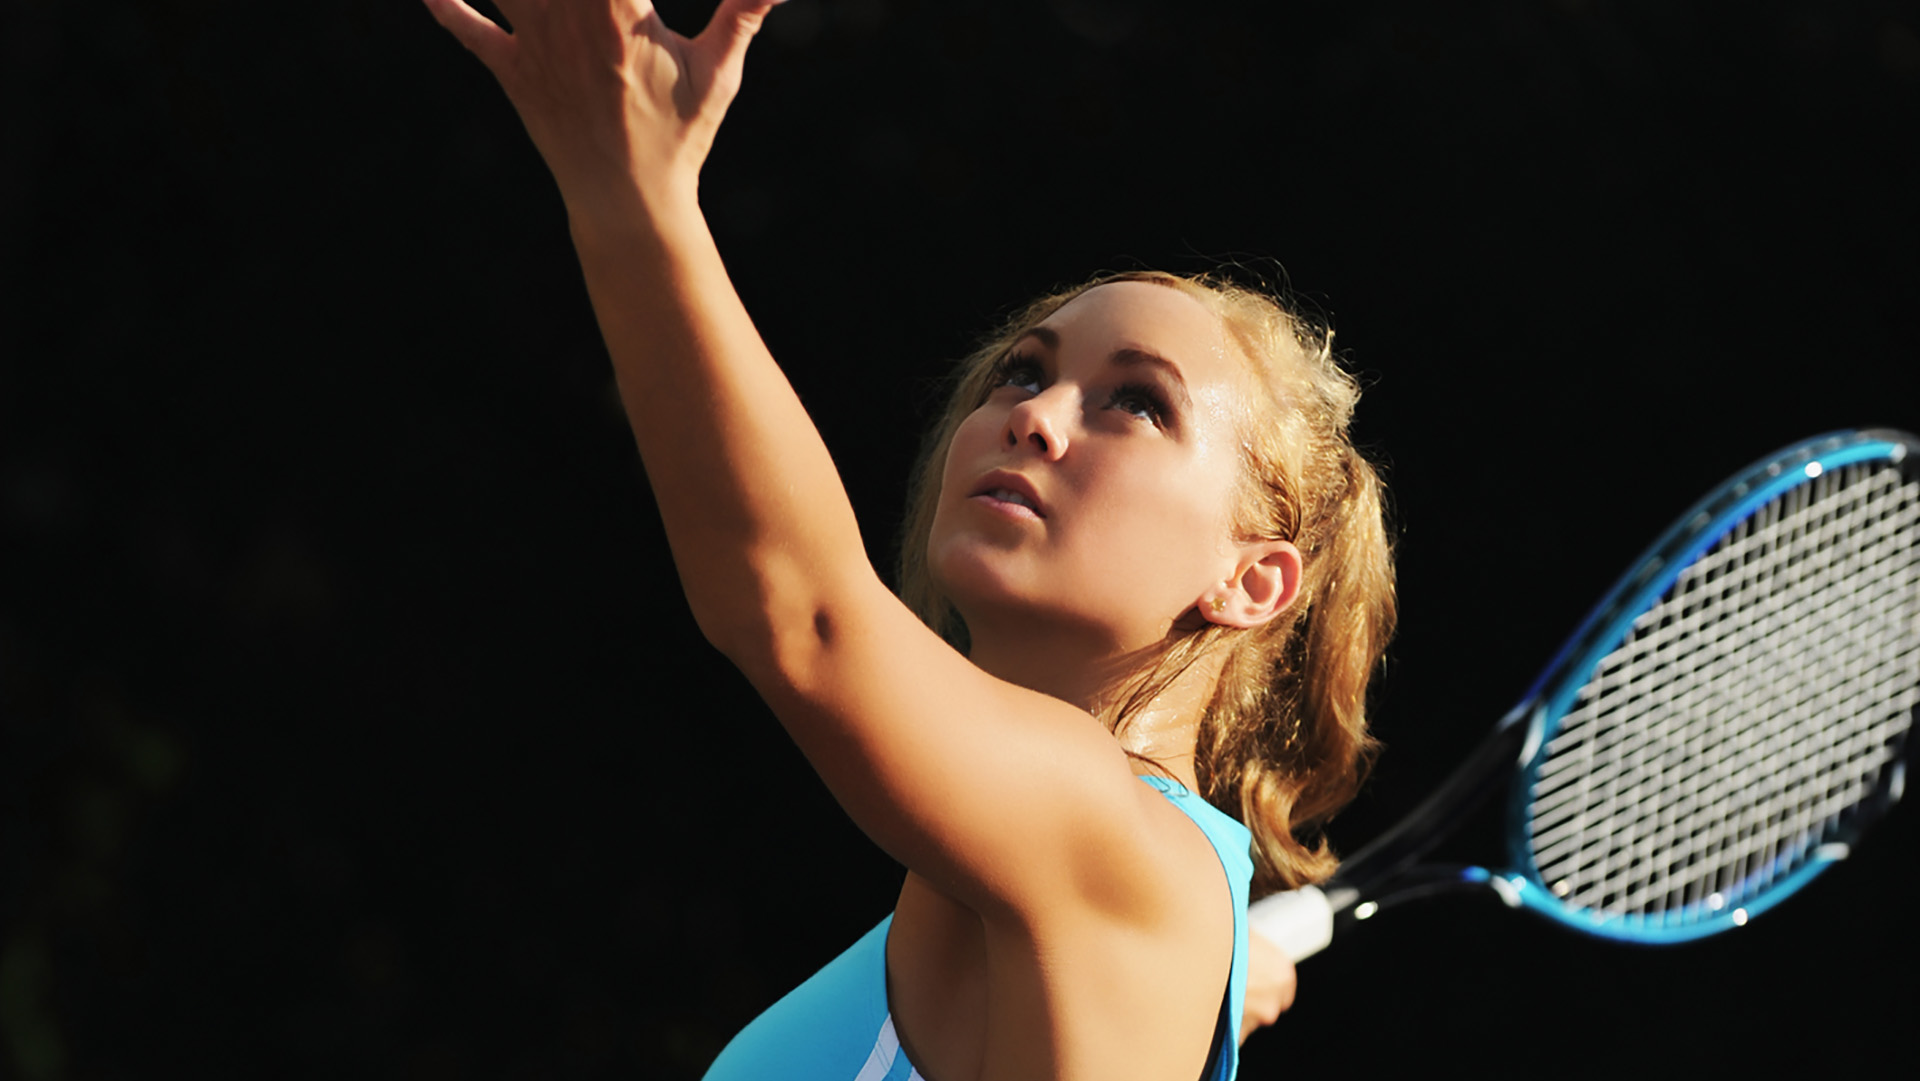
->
[890, 784, 1238, 1080]
[1122, 775, 1239, 938]
[1016, 779, 1238, 1076]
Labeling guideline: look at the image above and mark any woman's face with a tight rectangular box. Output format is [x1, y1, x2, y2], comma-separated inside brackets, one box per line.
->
[929, 281, 1262, 654]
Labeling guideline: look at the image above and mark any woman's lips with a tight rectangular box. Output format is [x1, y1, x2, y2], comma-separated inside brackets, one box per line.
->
[969, 472, 1047, 518]
[973, 488, 1044, 520]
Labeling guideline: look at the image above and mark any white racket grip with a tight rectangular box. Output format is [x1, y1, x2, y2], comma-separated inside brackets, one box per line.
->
[1247, 885, 1335, 962]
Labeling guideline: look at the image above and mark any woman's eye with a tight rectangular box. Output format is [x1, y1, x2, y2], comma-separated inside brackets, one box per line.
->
[1109, 384, 1167, 424]
[995, 355, 1044, 394]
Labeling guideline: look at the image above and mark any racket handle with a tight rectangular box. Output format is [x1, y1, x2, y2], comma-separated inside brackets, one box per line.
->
[1247, 885, 1335, 962]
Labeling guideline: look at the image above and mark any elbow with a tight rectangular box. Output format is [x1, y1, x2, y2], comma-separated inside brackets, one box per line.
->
[682, 547, 877, 692]
[690, 602, 774, 670]
[691, 589, 839, 693]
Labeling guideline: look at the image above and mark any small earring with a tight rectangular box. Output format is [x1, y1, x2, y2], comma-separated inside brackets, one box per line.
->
[1209, 596, 1227, 614]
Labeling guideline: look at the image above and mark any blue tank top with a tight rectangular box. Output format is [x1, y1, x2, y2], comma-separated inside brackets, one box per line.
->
[702, 775, 1253, 1080]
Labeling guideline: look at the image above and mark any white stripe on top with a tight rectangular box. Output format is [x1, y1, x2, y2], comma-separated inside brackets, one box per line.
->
[853, 1015, 925, 1081]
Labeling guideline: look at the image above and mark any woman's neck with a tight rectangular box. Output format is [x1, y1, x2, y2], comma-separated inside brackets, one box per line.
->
[966, 623, 1223, 792]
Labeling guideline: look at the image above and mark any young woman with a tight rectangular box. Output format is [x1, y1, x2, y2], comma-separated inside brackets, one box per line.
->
[421, 2, 1394, 1078]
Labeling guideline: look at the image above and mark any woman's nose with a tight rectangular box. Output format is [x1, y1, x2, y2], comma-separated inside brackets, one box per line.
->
[1005, 390, 1070, 459]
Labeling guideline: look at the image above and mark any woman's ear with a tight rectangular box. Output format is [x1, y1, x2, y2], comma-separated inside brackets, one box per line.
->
[1203, 541, 1302, 628]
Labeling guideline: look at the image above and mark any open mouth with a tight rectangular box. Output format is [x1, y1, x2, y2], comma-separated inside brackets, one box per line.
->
[970, 473, 1046, 518]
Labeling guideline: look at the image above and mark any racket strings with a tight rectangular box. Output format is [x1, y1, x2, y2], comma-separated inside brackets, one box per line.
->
[1594, 469, 1918, 913]
[1524, 461, 1920, 925]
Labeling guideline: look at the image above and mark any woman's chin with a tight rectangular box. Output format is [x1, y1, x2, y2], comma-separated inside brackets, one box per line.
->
[928, 540, 1028, 605]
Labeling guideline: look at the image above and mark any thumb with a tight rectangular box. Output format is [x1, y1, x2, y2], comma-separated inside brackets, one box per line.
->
[693, 0, 785, 91]
[420, 0, 515, 78]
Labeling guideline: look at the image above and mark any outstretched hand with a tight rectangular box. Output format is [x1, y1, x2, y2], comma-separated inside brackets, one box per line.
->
[422, 0, 784, 220]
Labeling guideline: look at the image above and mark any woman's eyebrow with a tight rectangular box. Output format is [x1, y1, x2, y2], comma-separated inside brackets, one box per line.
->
[1110, 347, 1193, 412]
[1019, 326, 1193, 411]
[1018, 326, 1059, 350]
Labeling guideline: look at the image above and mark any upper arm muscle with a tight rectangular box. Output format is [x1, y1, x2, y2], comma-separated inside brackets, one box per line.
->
[733, 571, 1164, 920]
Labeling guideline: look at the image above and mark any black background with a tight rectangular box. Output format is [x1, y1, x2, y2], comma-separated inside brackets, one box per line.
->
[5, 1, 1917, 1078]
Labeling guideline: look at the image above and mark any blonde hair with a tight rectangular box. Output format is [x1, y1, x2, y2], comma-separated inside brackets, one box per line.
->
[898, 270, 1396, 895]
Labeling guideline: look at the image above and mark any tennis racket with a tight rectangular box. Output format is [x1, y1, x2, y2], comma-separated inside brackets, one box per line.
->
[1249, 428, 1920, 961]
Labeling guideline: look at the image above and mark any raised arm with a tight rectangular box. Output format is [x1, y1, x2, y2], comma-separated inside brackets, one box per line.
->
[420, 0, 1186, 923]
[423, 0, 844, 644]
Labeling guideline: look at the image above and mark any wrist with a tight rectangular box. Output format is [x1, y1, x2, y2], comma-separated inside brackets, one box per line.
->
[565, 183, 702, 249]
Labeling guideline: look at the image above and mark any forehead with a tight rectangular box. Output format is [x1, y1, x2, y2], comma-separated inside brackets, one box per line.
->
[1044, 284, 1236, 372]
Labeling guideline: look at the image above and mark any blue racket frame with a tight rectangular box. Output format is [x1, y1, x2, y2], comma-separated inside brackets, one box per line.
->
[1494, 429, 1919, 944]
